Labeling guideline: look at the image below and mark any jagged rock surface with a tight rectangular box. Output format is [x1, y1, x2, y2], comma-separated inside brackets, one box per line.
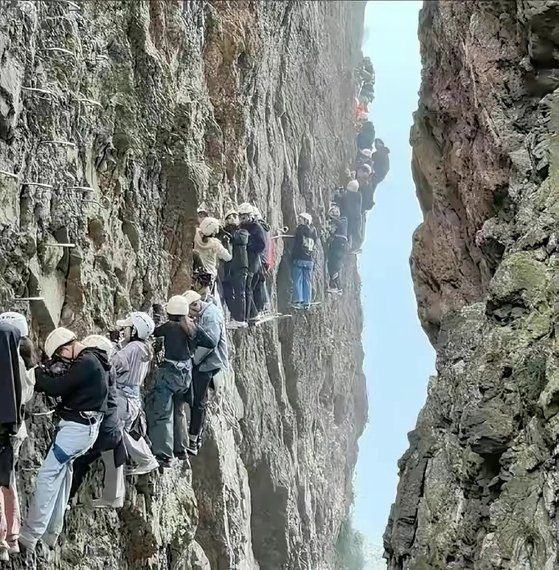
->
[0, 1, 367, 568]
[385, 1, 559, 569]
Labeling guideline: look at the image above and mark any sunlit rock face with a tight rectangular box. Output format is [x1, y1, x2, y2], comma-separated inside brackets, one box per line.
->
[385, 2, 559, 569]
[0, 1, 368, 568]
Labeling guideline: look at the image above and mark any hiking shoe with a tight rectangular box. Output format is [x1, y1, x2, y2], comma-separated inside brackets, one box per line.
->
[156, 456, 175, 469]
[187, 439, 199, 456]
[175, 451, 188, 461]
[7, 541, 19, 555]
[18, 534, 36, 553]
[92, 497, 124, 509]
[0, 547, 8, 562]
[126, 459, 160, 475]
[326, 287, 338, 294]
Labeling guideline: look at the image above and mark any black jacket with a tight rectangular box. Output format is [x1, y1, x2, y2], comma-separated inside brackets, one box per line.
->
[357, 129, 375, 151]
[36, 348, 109, 424]
[224, 224, 249, 273]
[96, 364, 123, 450]
[292, 224, 318, 262]
[338, 191, 362, 222]
[0, 323, 23, 432]
[241, 221, 266, 273]
[372, 148, 390, 182]
[360, 181, 376, 212]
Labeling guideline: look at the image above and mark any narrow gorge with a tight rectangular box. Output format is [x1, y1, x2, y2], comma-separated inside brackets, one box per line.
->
[0, 1, 367, 569]
[385, 1, 559, 569]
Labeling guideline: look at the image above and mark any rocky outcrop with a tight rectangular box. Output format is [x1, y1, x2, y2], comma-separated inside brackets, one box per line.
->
[385, 1, 559, 569]
[0, 1, 367, 568]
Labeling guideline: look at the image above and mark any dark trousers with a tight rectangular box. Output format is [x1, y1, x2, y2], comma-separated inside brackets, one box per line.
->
[347, 217, 363, 250]
[70, 438, 126, 500]
[189, 367, 219, 438]
[328, 239, 346, 288]
[245, 272, 258, 320]
[252, 271, 268, 313]
[224, 268, 248, 321]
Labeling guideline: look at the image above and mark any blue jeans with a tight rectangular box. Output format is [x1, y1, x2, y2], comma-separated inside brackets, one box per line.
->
[291, 259, 314, 304]
[147, 361, 192, 459]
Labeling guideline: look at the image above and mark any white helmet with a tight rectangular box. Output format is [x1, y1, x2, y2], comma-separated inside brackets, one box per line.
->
[116, 311, 155, 340]
[167, 295, 190, 316]
[299, 212, 312, 224]
[328, 205, 340, 218]
[238, 202, 255, 216]
[347, 180, 359, 192]
[182, 290, 202, 307]
[199, 216, 220, 237]
[82, 334, 115, 358]
[197, 203, 208, 215]
[0, 312, 28, 337]
[45, 327, 76, 358]
[224, 208, 238, 220]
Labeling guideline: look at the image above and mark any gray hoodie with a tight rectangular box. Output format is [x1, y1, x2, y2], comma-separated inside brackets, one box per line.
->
[113, 340, 153, 400]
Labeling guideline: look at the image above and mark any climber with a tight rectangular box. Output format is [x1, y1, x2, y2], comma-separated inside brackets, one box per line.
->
[356, 120, 375, 152]
[239, 202, 267, 321]
[192, 269, 218, 305]
[193, 216, 232, 296]
[357, 163, 375, 213]
[371, 138, 390, 185]
[196, 204, 209, 225]
[148, 295, 195, 467]
[112, 312, 159, 477]
[326, 205, 348, 294]
[20, 327, 109, 551]
[335, 180, 362, 252]
[221, 208, 250, 329]
[291, 213, 318, 309]
[0, 313, 35, 560]
[184, 291, 228, 456]
[253, 207, 272, 315]
[70, 334, 126, 509]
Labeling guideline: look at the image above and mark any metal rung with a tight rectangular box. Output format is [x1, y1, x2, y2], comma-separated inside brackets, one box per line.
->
[41, 140, 76, 148]
[82, 200, 102, 207]
[24, 181, 54, 189]
[45, 47, 77, 58]
[44, 243, 76, 248]
[77, 97, 102, 107]
[272, 234, 294, 239]
[31, 410, 55, 417]
[66, 186, 93, 191]
[22, 87, 56, 97]
[96, 55, 109, 61]
[0, 169, 19, 180]
[13, 297, 45, 302]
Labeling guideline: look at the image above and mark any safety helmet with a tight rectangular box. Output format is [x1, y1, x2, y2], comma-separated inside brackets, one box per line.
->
[0, 312, 29, 337]
[328, 205, 340, 218]
[360, 149, 373, 159]
[167, 295, 190, 316]
[44, 327, 76, 358]
[116, 311, 155, 340]
[182, 290, 202, 307]
[238, 202, 255, 216]
[299, 212, 312, 224]
[82, 334, 115, 358]
[197, 203, 208, 215]
[357, 163, 372, 174]
[199, 216, 220, 237]
[347, 180, 359, 192]
[224, 208, 238, 220]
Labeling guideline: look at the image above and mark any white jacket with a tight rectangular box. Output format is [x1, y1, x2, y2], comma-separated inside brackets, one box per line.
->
[193, 228, 232, 276]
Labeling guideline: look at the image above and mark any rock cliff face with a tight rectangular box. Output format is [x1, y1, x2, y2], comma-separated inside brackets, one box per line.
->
[0, 1, 367, 568]
[385, 1, 559, 569]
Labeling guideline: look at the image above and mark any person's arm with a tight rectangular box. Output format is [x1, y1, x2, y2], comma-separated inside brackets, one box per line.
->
[214, 239, 232, 262]
[179, 316, 197, 338]
[249, 225, 266, 254]
[35, 357, 90, 397]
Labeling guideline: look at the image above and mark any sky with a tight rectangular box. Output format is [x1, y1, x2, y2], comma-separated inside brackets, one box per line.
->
[353, 0, 435, 563]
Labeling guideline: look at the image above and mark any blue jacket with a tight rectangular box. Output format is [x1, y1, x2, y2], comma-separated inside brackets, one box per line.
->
[192, 302, 228, 373]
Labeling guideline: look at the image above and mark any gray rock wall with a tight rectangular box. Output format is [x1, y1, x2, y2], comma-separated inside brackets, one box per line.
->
[0, 1, 367, 568]
[385, 1, 559, 568]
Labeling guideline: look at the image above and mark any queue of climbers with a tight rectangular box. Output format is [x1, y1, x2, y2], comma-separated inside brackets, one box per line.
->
[0, 107, 390, 559]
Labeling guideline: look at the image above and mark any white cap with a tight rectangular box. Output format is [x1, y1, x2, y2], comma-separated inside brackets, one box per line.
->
[199, 216, 220, 237]
[0, 312, 28, 337]
[358, 163, 372, 174]
[44, 327, 76, 358]
[347, 180, 359, 192]
[224, 208, 238, 219]
[82, 335, 115, 358]
[116, 312, 155, 340]
[360, 148, 373, 158]
[197, 203, 208, 214]
[238, 202, 255, 215]
[182, 290, 202, 307]
[299, 212, 312, 223]
[167, 295, 190, 316]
